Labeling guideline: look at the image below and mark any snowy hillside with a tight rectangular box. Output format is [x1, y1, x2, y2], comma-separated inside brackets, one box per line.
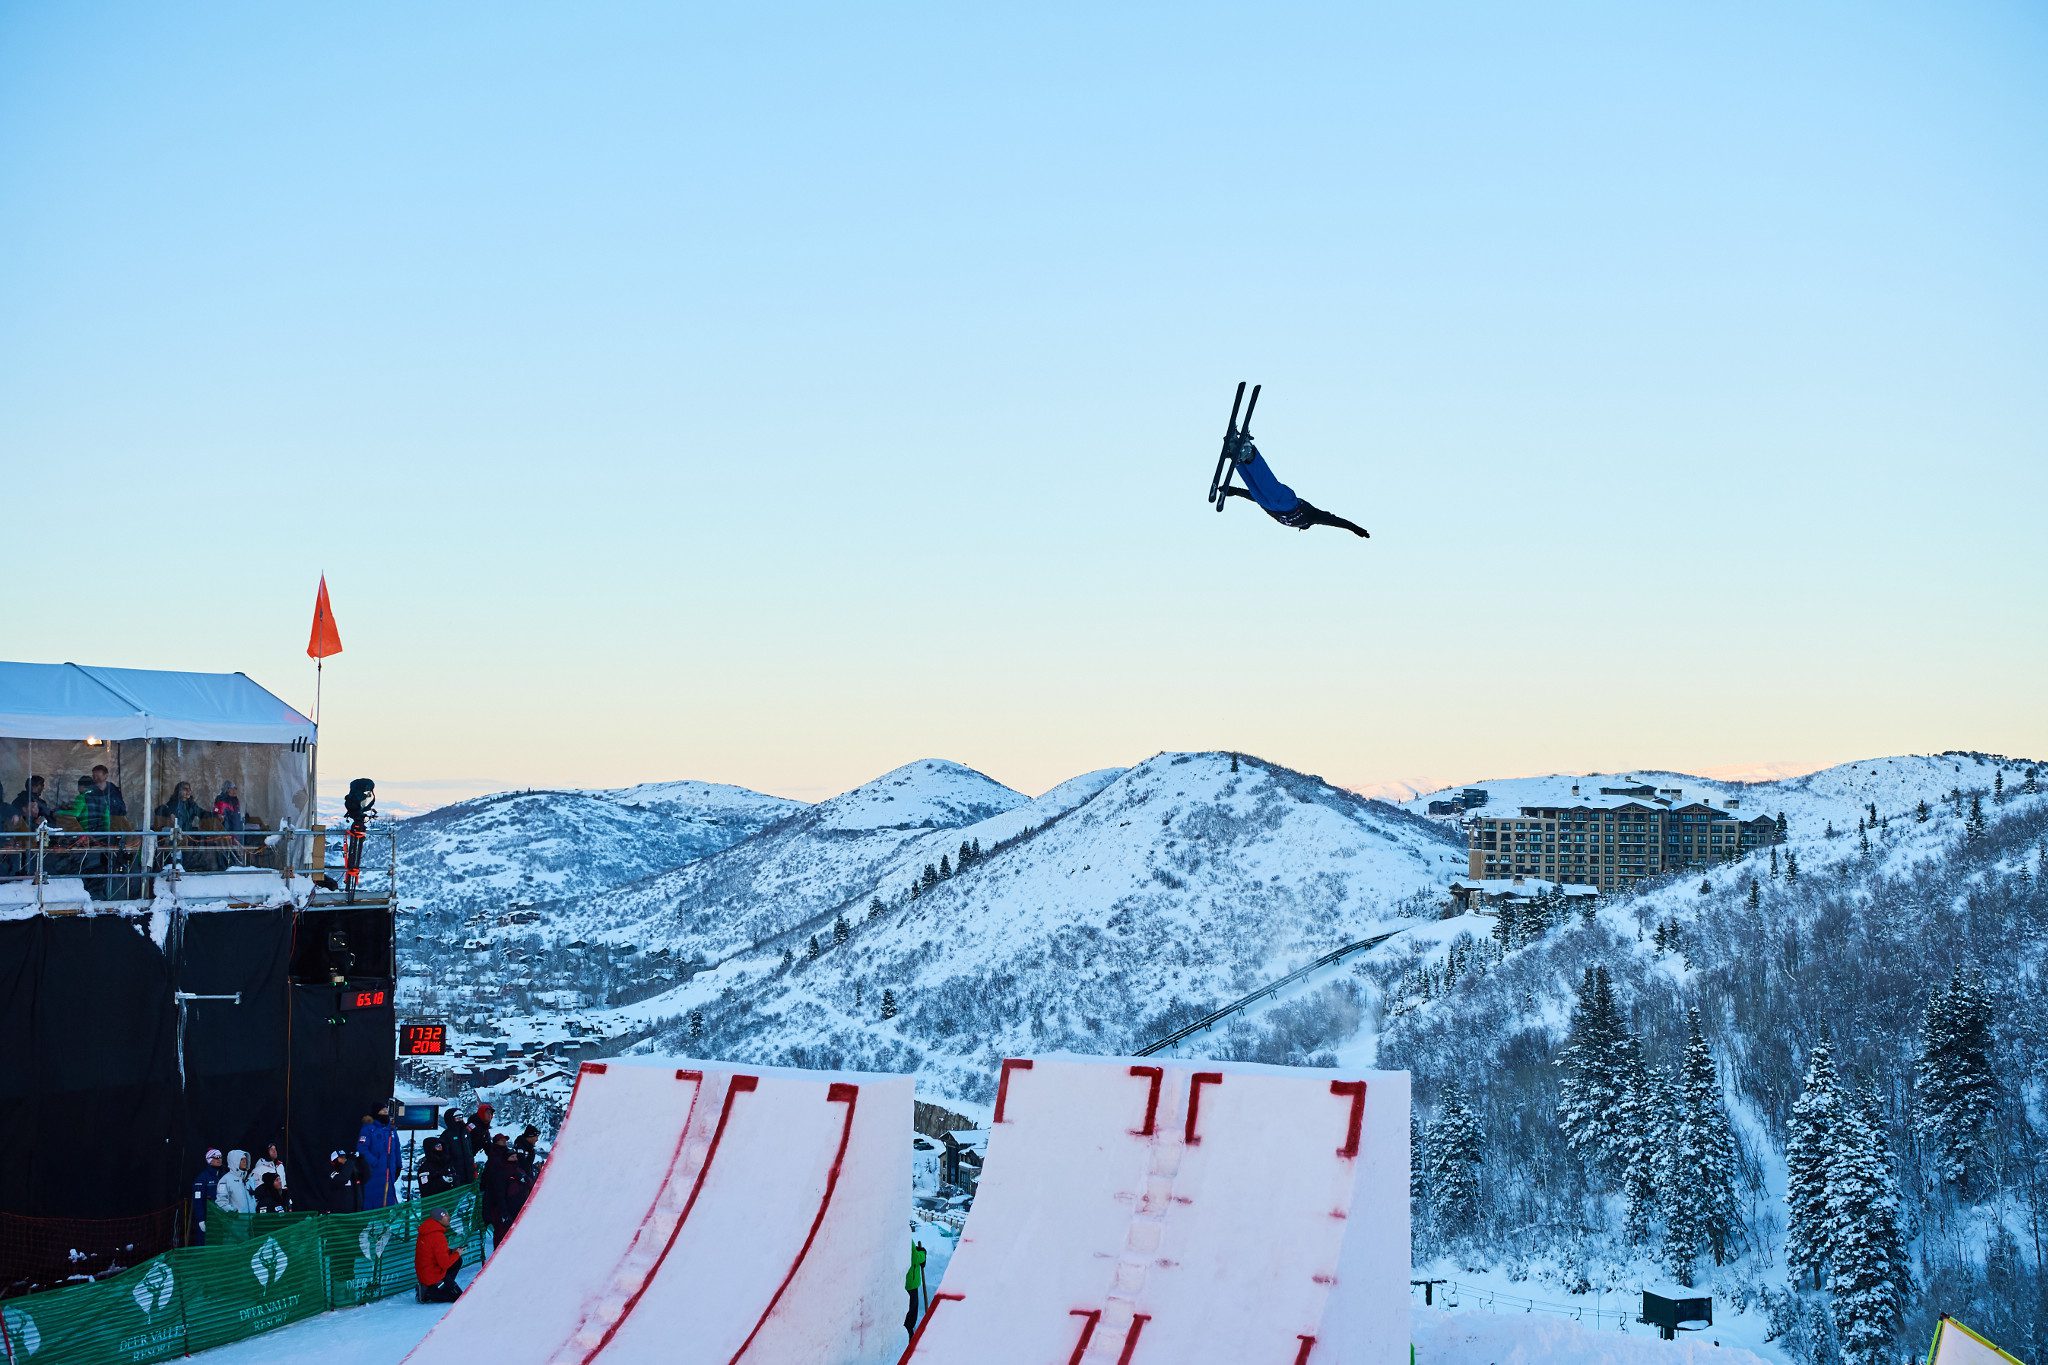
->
[618, 753, 1467, 1102]
[390, 781, 800, 920]
[548, 759, 1031, 963]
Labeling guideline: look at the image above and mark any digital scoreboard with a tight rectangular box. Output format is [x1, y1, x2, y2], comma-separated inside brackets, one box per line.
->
[400, 1020, 449, 1057]
[336, 983, 390, 1012]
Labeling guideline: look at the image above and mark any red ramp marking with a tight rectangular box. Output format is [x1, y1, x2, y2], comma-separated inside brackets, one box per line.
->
[1330, 1080, 1367, 1158]
[897, 1291, 964, 1362]
[581, 1073, 759, 1363]
[728, 1082, 860, 1362]
[994, 1058, 1033, 1124]
[1115, 1313, 1152, 1364]
[1294, 1334, 1318, 1362]
[1183, 1072, 1223, 1145]
[1065, 1308, 1102, 1363]
[1127, 1066, 1163, 1137]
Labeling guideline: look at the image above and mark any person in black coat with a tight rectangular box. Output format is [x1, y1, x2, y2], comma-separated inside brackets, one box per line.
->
[506, 1127, 542, 1223]
[419, 1136, 456, 1198]
[327, 1150, 360, 1213]
[479, 1133, 517, 1252]
[440, 1110, 474, 1186]
[254, 1172, 289, 1214]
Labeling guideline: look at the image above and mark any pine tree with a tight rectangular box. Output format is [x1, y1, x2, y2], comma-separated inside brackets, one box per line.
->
[1858, 826, 1870, 857]
[1426, 1083, 1483, 1236]
[1669, 1009, 1741, 1268]
[1493, 901, 1519, 951]
[780, 947, 794, 970]
[688, 1009, 704, 1042]
[879, 988, 897, 1021]
[1825, 820, 1836, 839]
[1747, 878, 1762, 911]
[1915, 966, 1999, 1191]
[1775, 812, 1788, 840]
[1994, 769, 2005, 804]
[868, 897, 885, 920]
[1409, 1107, 1426, 1224]
[1786, 850, 1800, 883]
[833, 915, 850, 947]
[1556, 967, 1634, 1172]
[1769, 846, 1781, 878]
[806, 934, 820, 960]
[1916, 799, 1930, 823]
[1618, 1048, 1661, 1248]
[1787, 1040, 1844, 1289]
[2026, 766, 2039, 796]
[1966, 793, 1987, 842]
[938, 854, 952, 879]
[1660, 1061, 1706, 1286]
[1828, 1095, 1906, 1364]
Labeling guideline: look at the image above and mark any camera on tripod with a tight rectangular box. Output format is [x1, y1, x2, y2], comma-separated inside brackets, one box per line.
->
[344, 778, 378, 826]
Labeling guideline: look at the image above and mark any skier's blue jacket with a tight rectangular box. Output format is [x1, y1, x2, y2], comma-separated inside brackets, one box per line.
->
[357, 1117, 400, 1210]
[1234, 441, 1300, 514]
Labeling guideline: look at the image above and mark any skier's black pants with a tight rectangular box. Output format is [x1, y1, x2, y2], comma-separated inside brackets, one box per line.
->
[418, 1254, 462, 1303]
[1226, 487, 1368, 537]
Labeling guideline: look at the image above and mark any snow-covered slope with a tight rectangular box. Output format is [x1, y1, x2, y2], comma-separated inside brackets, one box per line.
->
[392, 782, 800, 920]
[557, 759, 1030, 962]
[629, 752, 1468, 1102]
[1407, 752, 2015, 834]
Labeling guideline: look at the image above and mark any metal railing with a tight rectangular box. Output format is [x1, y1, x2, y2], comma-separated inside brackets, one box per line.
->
[0, 822, 396, 910]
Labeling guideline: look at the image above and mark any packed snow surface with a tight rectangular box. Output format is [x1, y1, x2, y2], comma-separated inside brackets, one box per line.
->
[1411, 1311, 1771, 1363]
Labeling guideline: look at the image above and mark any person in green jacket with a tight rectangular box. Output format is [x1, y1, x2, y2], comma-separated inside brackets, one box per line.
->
[903, 1240, 928, 1337]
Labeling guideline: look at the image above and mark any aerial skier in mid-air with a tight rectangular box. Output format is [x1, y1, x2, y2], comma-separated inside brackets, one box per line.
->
[1207, 382, 1369, 538]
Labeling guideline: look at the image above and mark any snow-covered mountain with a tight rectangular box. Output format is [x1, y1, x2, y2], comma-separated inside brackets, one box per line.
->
[544, 759, 1033, 962]
[390, 781, 801, 920]
[598, 752, 1467, 1101]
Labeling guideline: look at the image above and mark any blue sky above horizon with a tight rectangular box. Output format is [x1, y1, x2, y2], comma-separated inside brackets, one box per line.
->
[3, 2, 2044, 802]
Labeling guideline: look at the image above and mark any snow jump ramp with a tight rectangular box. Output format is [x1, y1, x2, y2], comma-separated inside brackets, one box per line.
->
[405, 1058, 910, 1365]
[904, 1055, 1410, 1365]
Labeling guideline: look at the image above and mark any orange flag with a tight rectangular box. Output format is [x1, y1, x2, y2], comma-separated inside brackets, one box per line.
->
[308, 576, 344, 659]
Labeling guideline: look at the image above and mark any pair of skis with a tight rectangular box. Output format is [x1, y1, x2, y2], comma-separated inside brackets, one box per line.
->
[1206, 381, 1260, 512]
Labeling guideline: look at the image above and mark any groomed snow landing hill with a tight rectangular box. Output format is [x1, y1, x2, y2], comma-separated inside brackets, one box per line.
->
[404, 1057, 909, 1365]
[1411, 1312, 1770, 1363]
[905, 1055, 1410, 1365]
[392, 781, 800, 921]
[657, 753, 1464, 1104]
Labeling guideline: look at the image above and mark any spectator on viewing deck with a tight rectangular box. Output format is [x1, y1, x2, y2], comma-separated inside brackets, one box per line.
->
[189, 1148, 226, 1245]
[11, 775, 57, 826]
[213, 781, 245, 830]
[254, 1172, 289, 1214]
[357, 1102, 401, 1210]
[155, 781, 206, 832]
[479, 1132, 517, 1251]
[327, 1149, 360, 1212]
[215, 1149, 255, 1214]
[419, 1136, 456, 1197]
[251, 1141, 288, 1200]
[507, 1126, 542, 1221]
[439, 1109, 474, 1186]
[70, 765, 125, 829]
[414, 1208, 464, 1304]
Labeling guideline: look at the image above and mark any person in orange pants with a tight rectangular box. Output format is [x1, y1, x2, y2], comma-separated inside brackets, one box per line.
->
[415, 1208, 463, 1303]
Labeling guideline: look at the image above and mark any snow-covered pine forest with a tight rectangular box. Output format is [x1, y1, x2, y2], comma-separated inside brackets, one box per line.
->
[387, 750, 2047, 1364]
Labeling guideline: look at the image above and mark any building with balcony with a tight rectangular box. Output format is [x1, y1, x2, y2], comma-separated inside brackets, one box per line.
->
[1467, 780, 1781, 891]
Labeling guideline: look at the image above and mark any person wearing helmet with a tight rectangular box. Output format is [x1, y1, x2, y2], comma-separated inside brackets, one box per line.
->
[1217, 433, 1369, 537]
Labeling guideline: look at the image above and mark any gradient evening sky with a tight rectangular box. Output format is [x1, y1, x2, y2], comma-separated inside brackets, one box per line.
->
[3, 3, 2044, 803]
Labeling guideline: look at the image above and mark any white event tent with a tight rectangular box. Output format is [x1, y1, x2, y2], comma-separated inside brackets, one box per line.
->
[0, 662, 316, 833]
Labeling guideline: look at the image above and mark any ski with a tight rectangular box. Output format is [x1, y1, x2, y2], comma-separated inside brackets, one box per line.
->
[1208, 381, 1247, 508]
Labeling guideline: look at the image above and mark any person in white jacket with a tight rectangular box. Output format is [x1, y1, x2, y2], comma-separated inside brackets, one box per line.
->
[250, 1142, 288, 1205]
[214, 1149, 256, 1215]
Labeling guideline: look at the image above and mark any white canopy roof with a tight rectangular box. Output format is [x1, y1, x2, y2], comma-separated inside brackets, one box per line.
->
[0, 662, 316, 744]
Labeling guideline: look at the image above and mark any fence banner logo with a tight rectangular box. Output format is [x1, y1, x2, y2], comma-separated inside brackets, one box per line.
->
[1, 1306, 40, 1357]
[131, 1261, 176, 1318]
[359, 1218, 399, 1261]
[251, 1236, 291, 1288]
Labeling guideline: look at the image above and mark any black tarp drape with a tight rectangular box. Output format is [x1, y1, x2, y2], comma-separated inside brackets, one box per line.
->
[172, 909, 294, 1182]
[286, 985, 395, 1211]
[0, 916, 180, 1218]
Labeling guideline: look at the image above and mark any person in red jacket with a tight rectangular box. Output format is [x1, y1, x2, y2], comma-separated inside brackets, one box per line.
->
[414, 1208, 463, 1303]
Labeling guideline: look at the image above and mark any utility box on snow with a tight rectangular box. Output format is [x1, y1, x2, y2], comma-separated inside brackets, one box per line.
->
[1640, 1288, 1712, 1341]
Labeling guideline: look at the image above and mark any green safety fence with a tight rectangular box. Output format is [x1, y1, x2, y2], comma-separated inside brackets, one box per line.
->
[0, 1186, 483, 1364]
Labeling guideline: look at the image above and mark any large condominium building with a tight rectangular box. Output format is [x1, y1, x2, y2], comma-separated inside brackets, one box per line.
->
[1467, 781, 1782, 892]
